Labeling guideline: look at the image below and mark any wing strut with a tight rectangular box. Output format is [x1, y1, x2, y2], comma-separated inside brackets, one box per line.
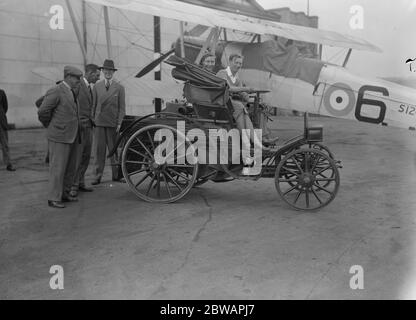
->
[179, 21, 186, 58]
[65, 0, 87, 66]
[342, 48, 353, 67]
[194, 27, 220, 65]
[103, 6, 113, 58]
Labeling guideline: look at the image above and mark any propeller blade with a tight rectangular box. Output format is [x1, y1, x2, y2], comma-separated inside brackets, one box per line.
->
[135, 49, 175, 78]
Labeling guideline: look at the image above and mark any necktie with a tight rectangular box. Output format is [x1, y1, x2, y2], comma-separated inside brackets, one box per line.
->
[71, 89, 77, 104]
[105, 81, 110, 91]
[71, 89, 81, 144]
[88, 85, 93, 101]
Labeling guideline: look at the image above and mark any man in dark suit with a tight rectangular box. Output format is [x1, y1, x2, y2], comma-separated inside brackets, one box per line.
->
[70, 64, 100, 196]
[91, 59, 126, 185]
[38, 66, 83, 209]
[35, 80, 62, 164]
[0, 88, 15, 171]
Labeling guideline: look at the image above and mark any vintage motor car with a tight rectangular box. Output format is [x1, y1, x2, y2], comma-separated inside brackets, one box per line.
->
[109, 56, 342, 211]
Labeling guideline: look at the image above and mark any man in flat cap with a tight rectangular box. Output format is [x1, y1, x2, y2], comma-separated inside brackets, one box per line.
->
[38, 66, 83, 209]
[91, 59, 126, 185]
[70, 64, 101, 197]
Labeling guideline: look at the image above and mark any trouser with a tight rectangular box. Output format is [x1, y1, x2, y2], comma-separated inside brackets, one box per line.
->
[0, 126, 11, 166]
[48, 139, 80, 201]
[248, 104, 272, 139]
[231, 99, 263, 148]
[93, 126, 119, 181]
[45, 138, 50, 164]
[72, 126, 93, 189]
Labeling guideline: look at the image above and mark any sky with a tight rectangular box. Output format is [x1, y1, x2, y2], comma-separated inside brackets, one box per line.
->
[256, 0, 416, 79]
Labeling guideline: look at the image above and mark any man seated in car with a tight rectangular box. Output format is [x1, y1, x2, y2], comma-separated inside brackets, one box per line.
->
[216, 54, 278, 151]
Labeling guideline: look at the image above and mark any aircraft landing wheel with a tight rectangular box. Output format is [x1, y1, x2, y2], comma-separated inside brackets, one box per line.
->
[275, 148, 340, 211]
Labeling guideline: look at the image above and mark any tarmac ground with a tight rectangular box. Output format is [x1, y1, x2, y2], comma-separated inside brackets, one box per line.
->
[1, 115, 416, 299]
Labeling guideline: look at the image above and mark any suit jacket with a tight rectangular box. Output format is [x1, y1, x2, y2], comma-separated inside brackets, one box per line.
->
[38, 82, 80, 144]
[92, 79, 126, 128]
[78, 78, 94, 128]
[35, 81, 62, 109]
[0, 89, 8, 131]
[35, 95, 44, 109]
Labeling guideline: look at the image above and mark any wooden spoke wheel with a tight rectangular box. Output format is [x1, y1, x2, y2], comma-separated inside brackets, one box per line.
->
[282, 143, 335, 188]
[121, 124, 198, 203]
[275, 148, 340, 211]
[304, 143, 335, 188]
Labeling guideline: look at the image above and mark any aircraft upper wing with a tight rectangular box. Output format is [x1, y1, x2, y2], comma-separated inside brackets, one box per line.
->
[85, 0, 382, 53]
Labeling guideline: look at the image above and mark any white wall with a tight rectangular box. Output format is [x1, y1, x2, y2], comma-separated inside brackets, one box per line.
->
[0, 0, 184, 128]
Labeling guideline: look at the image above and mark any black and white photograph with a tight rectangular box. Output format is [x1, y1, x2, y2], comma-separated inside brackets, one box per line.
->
[1, 0, 416, 303]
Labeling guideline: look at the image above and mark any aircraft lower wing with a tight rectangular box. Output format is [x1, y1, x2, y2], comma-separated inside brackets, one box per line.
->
[85, 0, 382, 53]
[31, 67, 62, 83]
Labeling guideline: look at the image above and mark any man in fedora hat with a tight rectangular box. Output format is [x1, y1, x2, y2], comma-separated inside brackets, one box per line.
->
[38, 65, 83, 208]
[91, 59, 125, 185]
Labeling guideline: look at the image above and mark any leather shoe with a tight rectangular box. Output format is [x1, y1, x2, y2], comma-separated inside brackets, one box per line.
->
[48, 200, 66, 209]
[91, 179, 101, 186]
[79, 185, 93, 192]
[6, 164, 16, 171]
[62, 195, 78, 202]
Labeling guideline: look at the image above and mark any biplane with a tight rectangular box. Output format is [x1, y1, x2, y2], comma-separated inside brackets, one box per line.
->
[85, 0, 416, 132]
[33, 0, 413, 210]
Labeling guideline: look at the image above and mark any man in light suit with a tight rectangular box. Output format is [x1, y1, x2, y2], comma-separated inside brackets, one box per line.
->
[0, 88, 15, 171]
[38, 66, 82, 209]
[92, 59, 126, 185]
[70, 64, 100, 196]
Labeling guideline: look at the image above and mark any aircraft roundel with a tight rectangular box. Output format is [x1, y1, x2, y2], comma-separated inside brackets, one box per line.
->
[323, 82, 356, 117]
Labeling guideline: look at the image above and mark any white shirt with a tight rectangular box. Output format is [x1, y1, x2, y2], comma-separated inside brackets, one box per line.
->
[62, 81, 72, 90]
[226, 66, 238, 84]
[105, 79, 113, 88]
[84, 77, 95, 91]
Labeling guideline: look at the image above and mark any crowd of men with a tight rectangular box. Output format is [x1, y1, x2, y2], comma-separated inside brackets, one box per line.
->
[37, 59, 125, 209]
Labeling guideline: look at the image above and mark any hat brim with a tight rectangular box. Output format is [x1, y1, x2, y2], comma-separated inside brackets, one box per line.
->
[99, 67, 118, 71]
[68, 74, 82, 79]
